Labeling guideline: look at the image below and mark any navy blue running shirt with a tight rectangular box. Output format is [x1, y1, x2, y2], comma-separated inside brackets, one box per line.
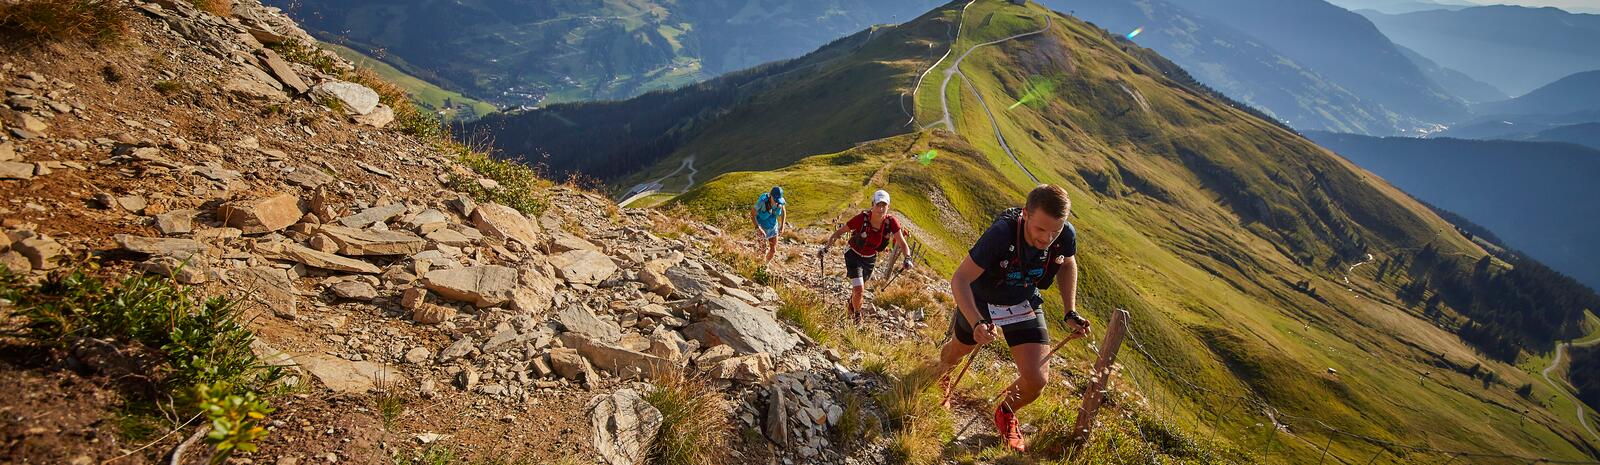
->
[968, 216, 1077, 306]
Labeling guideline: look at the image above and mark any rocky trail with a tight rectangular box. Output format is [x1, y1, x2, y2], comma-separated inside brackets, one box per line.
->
[0, 1, 951, 464]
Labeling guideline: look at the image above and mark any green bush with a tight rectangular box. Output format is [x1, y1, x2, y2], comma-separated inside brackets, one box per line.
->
[0, 266, 283, 458]
[444, 143, 550, 216]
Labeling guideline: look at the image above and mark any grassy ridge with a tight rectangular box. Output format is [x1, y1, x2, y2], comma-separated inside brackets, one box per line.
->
[668, 1, 1600, 462]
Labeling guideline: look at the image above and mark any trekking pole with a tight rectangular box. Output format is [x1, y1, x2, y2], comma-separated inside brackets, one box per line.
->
[941, 348, 978, 409]
[952, 329, 1088, 440]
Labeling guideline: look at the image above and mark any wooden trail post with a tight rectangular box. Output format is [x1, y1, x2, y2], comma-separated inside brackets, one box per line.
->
[1067, 308, 1130, 452]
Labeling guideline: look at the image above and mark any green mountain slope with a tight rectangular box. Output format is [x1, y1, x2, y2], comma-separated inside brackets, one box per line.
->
[659, 2, 1600, 462]
[464, 5, 963, 187]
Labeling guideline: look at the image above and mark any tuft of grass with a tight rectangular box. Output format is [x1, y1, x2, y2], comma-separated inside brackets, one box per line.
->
[832, 391, 880, 449]
[268, 40, 343, 76]
[443, 142, 551, 216]
[187, 0, 230, 17]
[376, 391, 406, 430]
[0, 0, 129, 45]
[873, 279, 940, 315]
[886, 427, 942, 465]
[643, 371, 731, 465]
[153, 80, 184, 96]
[776, 285, 828, 343]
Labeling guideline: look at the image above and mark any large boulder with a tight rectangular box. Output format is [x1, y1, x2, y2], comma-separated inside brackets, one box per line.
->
[423, 265, 517, 308]
[296, 353, 405, 394]
[471, 202, 541, 249]
[217, 193, 302, 234]
[664, 266, 717, 298]
[555, 306, 622, 343]
[683, 295, 799, 356]
[311, 80, 380, 115]
[552, 249, 618, 285]
[316, 224, 426, 256]
[589, 389, 662, 465]
[561, 333, 676, 380]
[549, 348, 597, 384]
[279, 244, 382, 274]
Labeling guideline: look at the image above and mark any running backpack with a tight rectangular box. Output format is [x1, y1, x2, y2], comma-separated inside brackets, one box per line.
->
[990, 207, 1070, 290]
[848, 211, 897, 254]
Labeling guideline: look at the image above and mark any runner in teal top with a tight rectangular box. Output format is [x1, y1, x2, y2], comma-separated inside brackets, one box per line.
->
[751, 186, 786, 263]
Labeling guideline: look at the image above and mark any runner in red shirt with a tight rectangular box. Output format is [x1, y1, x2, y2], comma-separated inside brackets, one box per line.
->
[818, 190, 912, 322]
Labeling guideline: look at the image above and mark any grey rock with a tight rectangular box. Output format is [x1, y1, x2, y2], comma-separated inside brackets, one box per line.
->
[114, 234, 205, 258]
[338, 203, 406, 228]
[554, 306, 622, 343]
[0, 161, 34, 180]
[280, 243, 382, 274]
[311, 81, 380, 115]
[153, 210, 196, 235]
[316, 224, 426, 256]
[330, 281, 378, 300]
[683, 295, 800, 356]
[424, 265, 518, 308]
[549, 347, 596, 384]
[552, 249, 618, 285]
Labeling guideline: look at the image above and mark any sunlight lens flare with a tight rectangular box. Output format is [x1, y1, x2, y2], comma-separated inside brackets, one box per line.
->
[1126, 27, 1144, 39]
[1008, 76, 1057, 110]
[918, 150, 938, 165]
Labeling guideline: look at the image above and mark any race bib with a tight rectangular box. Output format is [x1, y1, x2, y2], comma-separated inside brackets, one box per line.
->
[986, 301, 1038, 326]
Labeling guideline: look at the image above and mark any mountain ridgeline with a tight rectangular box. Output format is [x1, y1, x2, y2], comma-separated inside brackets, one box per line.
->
[1361, 5, 1600, 97]
[268, 0, 945, 107]
[479, 1, 1600, 461]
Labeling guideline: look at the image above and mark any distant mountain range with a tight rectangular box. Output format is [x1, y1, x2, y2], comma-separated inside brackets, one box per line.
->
[1160, 0, 1469, 122]
[1434, 69, 1600, 146]
[1066, 0, 1470, 135]
[1059, 0, 1403, 134]
[1325, 0, 1475, 14]
[1361, 5, 1600, 96]
[267, 0, 943, 107]
[1310, 132, 1600, 290]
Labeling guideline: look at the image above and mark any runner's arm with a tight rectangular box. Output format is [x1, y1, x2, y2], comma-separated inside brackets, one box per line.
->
[893, 228, 912, 267]
[951, 256, 989, 331]
[820, 223, 850, 253]
[1056, 256, 1089, 331]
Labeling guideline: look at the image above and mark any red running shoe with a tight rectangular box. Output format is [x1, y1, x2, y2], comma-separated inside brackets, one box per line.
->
[993, 403, 1025, 452]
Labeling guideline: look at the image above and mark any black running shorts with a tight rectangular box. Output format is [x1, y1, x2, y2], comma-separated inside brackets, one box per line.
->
[845, 249, 877, 281]
[950, 296, 1050, 347]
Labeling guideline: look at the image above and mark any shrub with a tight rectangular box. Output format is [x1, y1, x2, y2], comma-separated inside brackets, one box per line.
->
[443, 142, 551, 216]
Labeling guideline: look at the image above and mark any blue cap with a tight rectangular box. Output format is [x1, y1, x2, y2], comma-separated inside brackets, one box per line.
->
[770, 186, 785, 205]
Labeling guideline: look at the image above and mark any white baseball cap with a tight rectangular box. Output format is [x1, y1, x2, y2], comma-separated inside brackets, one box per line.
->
[872, 190, 891, 206]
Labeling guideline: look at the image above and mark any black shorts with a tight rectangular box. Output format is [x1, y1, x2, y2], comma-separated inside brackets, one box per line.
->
[950, 296, 1050, 347]
[845, 249, 877, 282]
